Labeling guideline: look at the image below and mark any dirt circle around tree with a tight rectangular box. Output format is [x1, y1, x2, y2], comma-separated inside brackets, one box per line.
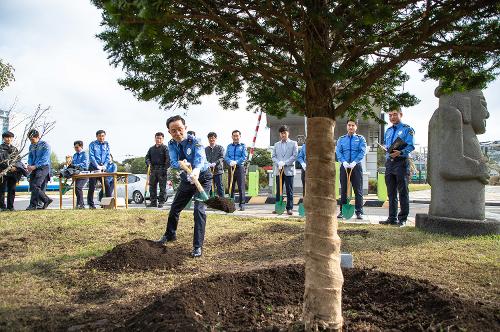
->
[86, 239, 186, 271]
[117, 264, 499, 331]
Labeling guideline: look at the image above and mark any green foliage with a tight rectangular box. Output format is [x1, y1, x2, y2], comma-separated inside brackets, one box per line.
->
[92, 0, 499, 121]
[0, 59, 15, 91]
[249, 148, 272, 167]
[368, 179, 377, 195]
[122, 157, 147, 174]
[50, 152, 61, 173]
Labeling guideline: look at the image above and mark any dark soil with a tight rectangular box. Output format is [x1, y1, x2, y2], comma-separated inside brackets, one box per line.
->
[213, 232, 250, 245]
[86, 239, 187, 271]
[267, 223, 303, 234]
[119, 264, 500, 332]
[206, 196, 236, 213]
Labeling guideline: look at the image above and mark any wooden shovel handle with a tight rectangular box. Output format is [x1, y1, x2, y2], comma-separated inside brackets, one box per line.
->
[179, 160, 205, 194]
[346, 167, 353, 198]
[228, 165, 236, 195]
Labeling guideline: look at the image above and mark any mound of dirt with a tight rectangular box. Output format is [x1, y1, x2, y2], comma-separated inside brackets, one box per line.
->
[339, 229, 370, 237]
[206, 197, 236, 213]
[86, 239, 186, 271]
[119, 265, 499, 331]
[267, 223, 303, 234]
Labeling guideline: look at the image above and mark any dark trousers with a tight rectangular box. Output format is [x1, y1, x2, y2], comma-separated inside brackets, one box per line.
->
[149, 168, 167, 204]
[87, 167, 111, 207]
[164, 171, 212, 248]
[339, 164, 363, 214]
[29, 166, 50, 207]
[74, 179, 87, 207]
[210, 173, 224, 197]
[301, 169, 306, 196]
[276, 175, 294, 210]
[385, 159, 410, 222]
[228, 165, 246, 207]
[0, 175, 17, 209]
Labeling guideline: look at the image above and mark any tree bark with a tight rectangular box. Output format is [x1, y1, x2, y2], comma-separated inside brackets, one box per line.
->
[303, 117, 343, 331]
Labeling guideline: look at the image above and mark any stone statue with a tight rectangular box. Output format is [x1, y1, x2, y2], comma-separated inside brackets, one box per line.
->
[417, 86, 499, 236]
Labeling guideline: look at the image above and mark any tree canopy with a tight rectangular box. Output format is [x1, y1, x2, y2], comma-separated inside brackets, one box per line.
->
[0, 59, 15, 92]
[93, 0, 498, 120]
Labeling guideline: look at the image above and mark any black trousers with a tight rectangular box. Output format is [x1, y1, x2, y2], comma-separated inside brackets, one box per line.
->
[385, 158, 410, 222]
[228, 165, 246, 207]
[164, 171, 212, 248]
[211, 173, 224, 197]
[87, 166, 111, 207]
[0, 175, 17, 209]
[276, 175, 294, 210]
[29, 166, 50, 207]
[339, 164, 364, 214]
[74, 179, 87, 207]
[149, 168, 167, 204]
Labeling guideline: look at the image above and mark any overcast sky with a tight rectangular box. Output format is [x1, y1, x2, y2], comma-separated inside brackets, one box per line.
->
[1, 0, 498, 161]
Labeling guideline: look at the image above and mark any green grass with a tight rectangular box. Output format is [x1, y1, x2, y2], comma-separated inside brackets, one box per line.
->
[0, 210, 498, 330]
[409, 183, 431, 191]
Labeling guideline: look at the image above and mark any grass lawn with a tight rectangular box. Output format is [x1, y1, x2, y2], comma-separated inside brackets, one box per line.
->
[0, 210, 498, 330]
[409, 183, 431, 191]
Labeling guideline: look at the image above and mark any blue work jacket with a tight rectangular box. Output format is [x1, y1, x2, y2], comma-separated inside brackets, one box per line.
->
[335, 134, 367, 163]
[384, 122, 415, 159]
[89, 140, 111, 168]
[72, 151, 88, 170]
[28, 140, 51, 169]
[224, 143, 247, 166]
[168, 134, 209, 172]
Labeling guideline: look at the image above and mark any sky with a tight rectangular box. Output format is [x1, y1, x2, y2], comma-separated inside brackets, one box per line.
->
[0, 0, 498, 161]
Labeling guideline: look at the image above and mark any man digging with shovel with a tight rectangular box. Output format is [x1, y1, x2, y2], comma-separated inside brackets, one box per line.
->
[156, 116, 234, 258]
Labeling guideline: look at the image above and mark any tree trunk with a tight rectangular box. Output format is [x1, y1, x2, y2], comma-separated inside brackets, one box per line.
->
[303, 117, 343, 331]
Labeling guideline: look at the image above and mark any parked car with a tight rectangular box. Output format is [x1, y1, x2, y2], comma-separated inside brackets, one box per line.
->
[115, 174, 174, 204]
[15, 177, 61, 192]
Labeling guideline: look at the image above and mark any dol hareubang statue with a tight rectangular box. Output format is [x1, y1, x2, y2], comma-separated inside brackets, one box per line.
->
[416, 87, 499, 236]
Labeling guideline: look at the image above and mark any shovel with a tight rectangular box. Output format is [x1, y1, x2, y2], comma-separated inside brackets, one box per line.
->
[227, 165, 236, 203]
[209, 166, 216, 198]
[179, 161, 235, 213]
[144, 164, 151, 207]
[342, 168, 355, 219]
[275, 167, 286, 215]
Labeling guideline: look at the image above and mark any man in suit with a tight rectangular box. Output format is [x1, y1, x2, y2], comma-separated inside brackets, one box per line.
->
[272, 125, 298, 215]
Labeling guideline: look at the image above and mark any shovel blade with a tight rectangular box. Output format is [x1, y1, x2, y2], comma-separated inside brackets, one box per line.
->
[342, 203, 355, 220]
[298, 203, 305, 217]
[194, 191, 210, 202]
[275, 200, 286, 215]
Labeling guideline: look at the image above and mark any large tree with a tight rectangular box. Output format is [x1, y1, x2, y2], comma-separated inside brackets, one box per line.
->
[92, 0, 499, 329]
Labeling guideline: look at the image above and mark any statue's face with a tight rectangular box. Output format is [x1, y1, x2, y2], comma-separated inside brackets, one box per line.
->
[470, 91, 489, 134]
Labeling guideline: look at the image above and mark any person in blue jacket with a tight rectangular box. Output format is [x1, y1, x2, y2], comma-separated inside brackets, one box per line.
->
[156, 115, 212, 258]
[87, 130, 112, 209]
[296, 143, 306, 195]
[71, 140, 89, 209]
[224, 130, 247, 211]
[26, 129, 52, 210]
[379, 109, 415, 227]
[335, 120, 367, 220]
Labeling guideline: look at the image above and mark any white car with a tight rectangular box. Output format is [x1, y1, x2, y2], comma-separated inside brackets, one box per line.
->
[116, 174, 174, 204]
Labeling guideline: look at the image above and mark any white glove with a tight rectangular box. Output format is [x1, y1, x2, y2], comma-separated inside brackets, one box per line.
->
[278, 161, 285, 169]
[301, 163, 306, 170]
[229, 160, 236, 166]
[209, 162, 216, 168]
[182, 159, 191, 168]
[349, 161, 357, 168]
[98, 165, 105, 171]
[342, 161, 349, 169]
[187, 168, 200, 184]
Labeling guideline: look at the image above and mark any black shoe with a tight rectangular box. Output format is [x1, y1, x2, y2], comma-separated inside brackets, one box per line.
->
[0, 208, 6, 212]
[397, 220, 407, 227]
[191, 247, 202, 258]
[76, 205, 85, 209]
[26, 205, 37, 211]
[42, 198, 53, 210]
[286, 210, 293, 215]
[337, 213, 344, 219]
[379, 218, 397, 225]
[239, 206, 245, 211]
[156, 234, 177, 245]
[158, 203, 164, 208]
[89, 205, 96, 210]
[356, 213, 364, 220]
[147, 203, 158, 208]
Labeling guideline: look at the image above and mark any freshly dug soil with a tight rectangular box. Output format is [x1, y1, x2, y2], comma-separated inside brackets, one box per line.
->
[86, 239, 186, 271]
[206, 196, 236, 213]
[120, 264, 499, 331]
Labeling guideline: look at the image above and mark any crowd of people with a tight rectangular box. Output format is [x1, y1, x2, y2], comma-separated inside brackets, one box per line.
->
[0, 109, 414, 257]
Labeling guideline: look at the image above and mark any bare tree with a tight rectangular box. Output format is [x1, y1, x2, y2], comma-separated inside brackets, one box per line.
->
[0, 104, 56, 178]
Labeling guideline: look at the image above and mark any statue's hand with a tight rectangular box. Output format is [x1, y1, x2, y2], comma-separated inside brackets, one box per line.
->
[478, 161, 490, 185]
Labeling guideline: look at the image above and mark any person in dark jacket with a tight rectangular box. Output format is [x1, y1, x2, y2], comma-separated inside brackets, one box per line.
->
[145, 132, 170, 208]
[70, 140, 89, 209]
[0, 131, 20, 211]
[205, 132, 225, 197]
